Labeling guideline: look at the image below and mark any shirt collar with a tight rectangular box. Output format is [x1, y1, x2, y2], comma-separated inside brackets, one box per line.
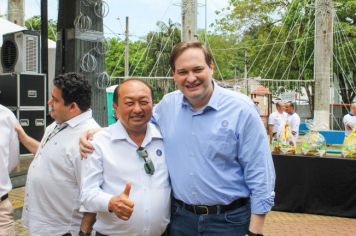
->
[349, 112, 354, 116]
[181, 80, 220, 111]
[111, 120, 162, 143]
[59, 109, 93, 128]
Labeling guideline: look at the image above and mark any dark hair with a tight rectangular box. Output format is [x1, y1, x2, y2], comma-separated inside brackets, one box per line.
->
[53, 72, 91, 112]
[286, 101, 295, 109]
[169, 41, 213, 72]
[113, 84, 119, 105]
[116, 78, 154, 102]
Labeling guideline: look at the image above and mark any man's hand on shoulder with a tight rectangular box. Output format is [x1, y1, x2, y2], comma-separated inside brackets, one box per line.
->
[108, 183, 135, 221]
[80, 128, 102, 159]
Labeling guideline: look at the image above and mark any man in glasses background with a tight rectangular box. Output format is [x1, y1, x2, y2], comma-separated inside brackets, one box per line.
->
[80, 79, 170, 236]
[16, 73, 99, 236]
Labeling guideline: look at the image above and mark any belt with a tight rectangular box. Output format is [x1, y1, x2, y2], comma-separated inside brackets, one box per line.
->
[174, 197, 249, 215]
[96, 232, 108, 236]
[0, 194, 8, 202]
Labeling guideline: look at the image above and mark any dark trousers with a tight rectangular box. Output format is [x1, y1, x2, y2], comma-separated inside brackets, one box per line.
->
[96, 230, 168, 236]
[168, 199, 251, 236]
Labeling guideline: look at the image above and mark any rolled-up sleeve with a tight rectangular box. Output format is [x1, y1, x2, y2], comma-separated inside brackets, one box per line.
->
[237, 107, 276, 214]
[81, 141, 113, 213]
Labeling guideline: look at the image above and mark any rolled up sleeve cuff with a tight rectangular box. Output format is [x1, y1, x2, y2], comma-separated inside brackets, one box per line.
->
[83, 192, 113, 213]
[97, 192, 114, 212]
[251, 191, 275, 214]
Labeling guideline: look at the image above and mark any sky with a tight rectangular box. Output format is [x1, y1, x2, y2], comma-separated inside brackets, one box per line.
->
[0, 0, 230, 39]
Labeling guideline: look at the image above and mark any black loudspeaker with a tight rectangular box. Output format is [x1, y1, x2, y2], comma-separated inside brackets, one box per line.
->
[0, 73, 46, 107]
[17, 109, 46, 155]
[0, 72, 47, 155]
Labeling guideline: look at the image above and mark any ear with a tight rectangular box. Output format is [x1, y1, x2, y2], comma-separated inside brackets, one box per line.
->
[209, 64, 214, 75]
[69, 102, 80, 113]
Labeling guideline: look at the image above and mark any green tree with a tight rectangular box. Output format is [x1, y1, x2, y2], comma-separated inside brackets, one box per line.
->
[213, 0, 355, 112]
[332, 0, 356, 104]
[146, 18, 181, 77]
[104, 38, 152, 78]
[25, 16, 57, 41]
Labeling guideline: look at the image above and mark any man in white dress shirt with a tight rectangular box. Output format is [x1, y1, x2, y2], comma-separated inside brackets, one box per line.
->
[268, 102, 287, 143]
[0, 105, 19, 236]
[285, 101, 301, 141]
[81, 79, 171, 236]
[343, 103, 356, 136]
[16, 73, 99, 236]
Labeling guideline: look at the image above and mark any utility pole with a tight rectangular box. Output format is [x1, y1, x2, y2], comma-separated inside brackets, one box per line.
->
[124, 16, 129, 79]
[56, 0, 107, 126]
[244, 49, 249, 95]
[7, 0, 24, 26]
[313, 0, 333, 129]
[181, 0, 198, 42]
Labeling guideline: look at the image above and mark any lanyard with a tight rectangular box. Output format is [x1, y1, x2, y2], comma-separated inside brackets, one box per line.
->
[42, 123, 68, 147]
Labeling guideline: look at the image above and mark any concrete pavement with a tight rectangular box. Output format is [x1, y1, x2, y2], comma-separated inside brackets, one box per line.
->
[10, 187, 356, 236]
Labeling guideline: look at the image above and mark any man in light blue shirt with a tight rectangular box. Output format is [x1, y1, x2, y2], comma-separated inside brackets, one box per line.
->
[154, 41, 275, 236]
[81, 41, 275, 236]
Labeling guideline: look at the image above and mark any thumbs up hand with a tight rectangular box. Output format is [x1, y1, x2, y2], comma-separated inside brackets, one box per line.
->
[108, 183, 135, 221]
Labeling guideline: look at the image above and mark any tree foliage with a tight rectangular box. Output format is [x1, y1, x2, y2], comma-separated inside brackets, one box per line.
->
[212, 0, 355, 106]
[25, 16, 57, 41]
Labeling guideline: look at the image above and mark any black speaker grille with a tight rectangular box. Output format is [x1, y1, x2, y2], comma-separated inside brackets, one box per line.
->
[1, 40, 18, 71]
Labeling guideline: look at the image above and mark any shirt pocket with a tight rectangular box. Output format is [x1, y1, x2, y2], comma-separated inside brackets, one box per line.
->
[151, 150, 170, 189]
[205, 128, 239, 165]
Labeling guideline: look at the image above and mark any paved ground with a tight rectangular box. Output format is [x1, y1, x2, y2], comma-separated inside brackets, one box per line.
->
[10, 187, 356, 236]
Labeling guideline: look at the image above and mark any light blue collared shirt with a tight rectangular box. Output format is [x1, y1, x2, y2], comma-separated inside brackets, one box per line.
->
[153, 82, 275, 214]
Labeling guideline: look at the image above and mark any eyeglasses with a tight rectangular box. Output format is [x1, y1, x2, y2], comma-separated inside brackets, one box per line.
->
[137, 147, 155, 175]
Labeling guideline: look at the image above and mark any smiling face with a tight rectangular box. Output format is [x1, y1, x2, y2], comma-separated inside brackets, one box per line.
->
[116, 80, 153, 134]
[172, 47, 214, 110]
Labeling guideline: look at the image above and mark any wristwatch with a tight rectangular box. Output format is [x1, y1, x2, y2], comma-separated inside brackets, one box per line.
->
[79, 230, 91, 236]
[246, 230, 264, 236]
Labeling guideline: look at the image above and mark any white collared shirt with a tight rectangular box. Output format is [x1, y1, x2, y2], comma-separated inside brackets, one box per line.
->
[343, 113, 356, 136]
[287, 112, 301, 140]
[22, 110, 99, 236]
[268, 111, 288, 133]
[81, 121, 171, 236]
[0, 105, 19, 197]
